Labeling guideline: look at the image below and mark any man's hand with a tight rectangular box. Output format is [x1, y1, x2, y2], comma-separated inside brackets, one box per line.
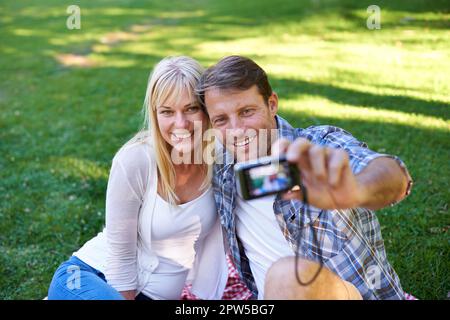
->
[272, 138, 367, 210]
[272, 137, 411, 210]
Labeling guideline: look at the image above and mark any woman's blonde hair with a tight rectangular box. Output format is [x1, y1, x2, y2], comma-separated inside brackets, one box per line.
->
[124, 56, 212, 205]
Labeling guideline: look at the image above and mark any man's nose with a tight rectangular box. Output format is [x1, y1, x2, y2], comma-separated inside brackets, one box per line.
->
[228, 116, 244, 132]
[227, 117, 246, 138]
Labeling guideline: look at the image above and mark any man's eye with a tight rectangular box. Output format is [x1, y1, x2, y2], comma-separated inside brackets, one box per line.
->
[242, 109, 254, 116]
[214, 118, 226, 125]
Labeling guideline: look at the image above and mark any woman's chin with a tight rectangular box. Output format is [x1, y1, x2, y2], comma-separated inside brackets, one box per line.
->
[171, 142, 194, 156]
[169, 138, 204, 163]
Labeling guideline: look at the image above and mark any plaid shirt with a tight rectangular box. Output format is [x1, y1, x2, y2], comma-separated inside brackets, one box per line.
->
[213, 115, 407, 300]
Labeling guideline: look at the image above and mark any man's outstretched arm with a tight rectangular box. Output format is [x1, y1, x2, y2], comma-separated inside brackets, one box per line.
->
[355, 156, 412, 210]
[272, 137, 412, 210]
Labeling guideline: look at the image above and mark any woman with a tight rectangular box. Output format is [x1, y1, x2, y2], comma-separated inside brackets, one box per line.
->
[48, 56, 228, 300]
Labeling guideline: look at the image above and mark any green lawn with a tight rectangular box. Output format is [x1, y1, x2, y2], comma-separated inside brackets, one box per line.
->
[0, 0, 449, 299]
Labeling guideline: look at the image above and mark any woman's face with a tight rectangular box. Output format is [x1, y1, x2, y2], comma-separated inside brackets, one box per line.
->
[156, 89, 208, 156]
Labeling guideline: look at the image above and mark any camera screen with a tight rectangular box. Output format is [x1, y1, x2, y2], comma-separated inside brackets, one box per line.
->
[246, 161, 293, 197]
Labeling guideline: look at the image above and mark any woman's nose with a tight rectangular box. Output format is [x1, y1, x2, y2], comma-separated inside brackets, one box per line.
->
[174, 112, 189, 128]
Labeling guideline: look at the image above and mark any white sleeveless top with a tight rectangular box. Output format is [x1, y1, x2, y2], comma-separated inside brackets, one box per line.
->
[143, 187, 216, 299]
[73, 139, 227, 299]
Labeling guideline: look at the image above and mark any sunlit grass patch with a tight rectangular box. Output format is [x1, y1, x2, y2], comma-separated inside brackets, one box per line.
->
[46, 156, 109, 181]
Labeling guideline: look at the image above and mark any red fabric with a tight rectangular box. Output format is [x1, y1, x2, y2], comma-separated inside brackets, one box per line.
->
[181, 254, 252, 300]
[181, 254, 417, 300]
[404, 293, 418, 300]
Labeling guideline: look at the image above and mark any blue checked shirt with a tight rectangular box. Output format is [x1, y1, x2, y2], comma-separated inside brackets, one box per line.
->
[213, 115, 408, 300]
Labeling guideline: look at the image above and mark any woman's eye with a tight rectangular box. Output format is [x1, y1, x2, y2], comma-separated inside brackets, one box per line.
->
[160, 110, 173, 115]
[186, 106, 200, 113]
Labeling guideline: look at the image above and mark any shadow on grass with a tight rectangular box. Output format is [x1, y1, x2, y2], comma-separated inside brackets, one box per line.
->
[272, 77, 450, 121]
[340, 0, 450, 14]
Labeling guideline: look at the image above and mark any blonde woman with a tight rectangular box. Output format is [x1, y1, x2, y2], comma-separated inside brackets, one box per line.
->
[48, 56, 228, 300]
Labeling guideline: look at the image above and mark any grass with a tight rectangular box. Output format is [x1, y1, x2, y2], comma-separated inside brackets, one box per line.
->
[0, 0, 449, 299]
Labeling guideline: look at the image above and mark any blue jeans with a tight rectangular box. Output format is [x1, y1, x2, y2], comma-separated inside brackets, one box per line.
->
[48, 256, 152, 300]
[48, 256, 125, 300]
[48, 256, 154, 300]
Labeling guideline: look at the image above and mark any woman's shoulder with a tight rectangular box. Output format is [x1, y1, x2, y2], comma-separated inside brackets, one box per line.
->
[112, 134, 155, 173]
[107, 134, 156, 201]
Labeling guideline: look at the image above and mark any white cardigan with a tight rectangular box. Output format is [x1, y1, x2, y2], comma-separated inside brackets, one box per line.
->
[73, 139, 228, 299]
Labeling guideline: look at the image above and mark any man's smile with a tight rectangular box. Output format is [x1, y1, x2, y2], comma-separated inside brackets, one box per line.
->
[233, 135, 256, 148]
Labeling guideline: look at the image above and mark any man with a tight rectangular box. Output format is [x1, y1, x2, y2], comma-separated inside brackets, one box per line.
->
[197, 55, 413, 300]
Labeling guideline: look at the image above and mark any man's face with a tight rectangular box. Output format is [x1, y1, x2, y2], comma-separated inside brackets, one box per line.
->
[205, 85, 278, 161]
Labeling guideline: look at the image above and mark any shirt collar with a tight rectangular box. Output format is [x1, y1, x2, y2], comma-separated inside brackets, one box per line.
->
[276, 114, 299, 141]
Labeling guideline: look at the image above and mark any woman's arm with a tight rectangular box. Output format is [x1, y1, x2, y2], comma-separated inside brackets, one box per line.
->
[104, 146, 149, 295]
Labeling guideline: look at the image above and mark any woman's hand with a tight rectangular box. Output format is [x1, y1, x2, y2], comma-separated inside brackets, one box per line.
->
[120, 290, 137, 300]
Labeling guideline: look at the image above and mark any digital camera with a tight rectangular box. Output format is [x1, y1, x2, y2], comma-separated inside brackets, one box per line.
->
[234, 155, 300, 200]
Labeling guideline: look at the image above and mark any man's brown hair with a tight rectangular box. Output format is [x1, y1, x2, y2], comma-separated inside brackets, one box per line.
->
[197, 55, 273, 108]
